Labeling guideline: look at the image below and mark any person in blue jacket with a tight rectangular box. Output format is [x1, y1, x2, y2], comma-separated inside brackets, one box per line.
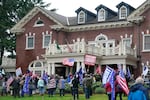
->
[128, 76, 149, 100]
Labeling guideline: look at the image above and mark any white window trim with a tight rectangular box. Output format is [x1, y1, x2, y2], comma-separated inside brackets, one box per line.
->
[26, 34, 35, 50]
[95, 33, 108, 41]
[42, 34, 51, 48]
[28, 60, 45, 75]
[98, 8, 105, 22]
[119, 6, 127, 19]
[121, 38, 132, 47]
[142, 34, 150, 52]
[33, 17, 44, 27]
[78, 11, 85, 24]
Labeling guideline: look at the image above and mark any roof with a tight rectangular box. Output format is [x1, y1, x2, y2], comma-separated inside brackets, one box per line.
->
[11, 0, 148, 33]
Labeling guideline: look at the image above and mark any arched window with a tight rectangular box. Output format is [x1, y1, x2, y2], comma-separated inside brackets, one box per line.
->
[119, 6, 127, 19]
[98, 8, 105, 21]
[78, 11, 85, 24]
[34, 17, 44, 27]
[95, 34, 108, 41]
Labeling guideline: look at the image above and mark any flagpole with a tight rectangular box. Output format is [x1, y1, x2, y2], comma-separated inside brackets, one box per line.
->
[87, 65, 90, 73]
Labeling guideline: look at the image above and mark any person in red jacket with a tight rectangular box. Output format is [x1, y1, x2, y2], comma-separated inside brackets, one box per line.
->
[105, 82, 112, 100]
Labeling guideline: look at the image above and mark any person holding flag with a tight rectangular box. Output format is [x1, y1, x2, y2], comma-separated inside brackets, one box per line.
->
[102, 66, 116, 100]
[116, 64, 129, 94]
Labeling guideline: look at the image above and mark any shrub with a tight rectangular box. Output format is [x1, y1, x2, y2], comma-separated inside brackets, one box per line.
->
[94, 87, 105, 94]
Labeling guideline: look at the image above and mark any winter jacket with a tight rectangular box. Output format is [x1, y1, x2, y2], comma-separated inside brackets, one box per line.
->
[128, 83, 149, 100]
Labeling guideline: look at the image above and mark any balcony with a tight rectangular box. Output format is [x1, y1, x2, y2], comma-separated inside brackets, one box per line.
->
[45, 38, 137, 57]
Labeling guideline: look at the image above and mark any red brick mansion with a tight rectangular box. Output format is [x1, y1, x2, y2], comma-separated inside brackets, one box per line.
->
[11, 0, 150, 78]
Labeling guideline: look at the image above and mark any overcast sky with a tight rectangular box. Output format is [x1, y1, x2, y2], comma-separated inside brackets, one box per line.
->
[43, 0, 145, 17]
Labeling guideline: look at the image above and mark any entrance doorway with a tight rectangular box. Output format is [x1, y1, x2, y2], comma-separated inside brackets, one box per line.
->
[55, 67, 66, 78]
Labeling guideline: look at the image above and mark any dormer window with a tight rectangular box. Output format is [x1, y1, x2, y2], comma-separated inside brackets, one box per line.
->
[119, 6, 127, 19]
[34, 17, 44, 27]
[98, 8, 105, 21]
[78, 11, 85, 24]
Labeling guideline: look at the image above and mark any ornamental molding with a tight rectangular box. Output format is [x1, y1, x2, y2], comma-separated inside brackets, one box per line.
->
[51, 21, 133, 32]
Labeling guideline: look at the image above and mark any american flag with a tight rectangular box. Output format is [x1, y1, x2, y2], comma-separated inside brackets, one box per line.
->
[116, 67, 129, 95]
[96, 65, 101, 75]
[62, 58, 75, 66]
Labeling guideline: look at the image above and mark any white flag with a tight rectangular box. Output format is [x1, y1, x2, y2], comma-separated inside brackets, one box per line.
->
[102, 66, 114, 84]
[142, 65, 149, 76]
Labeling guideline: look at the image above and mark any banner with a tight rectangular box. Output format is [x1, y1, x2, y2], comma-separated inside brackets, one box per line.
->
[16, 67, 22, 77]
[84, 54, 96, 66]
[102, 66, 114, 84]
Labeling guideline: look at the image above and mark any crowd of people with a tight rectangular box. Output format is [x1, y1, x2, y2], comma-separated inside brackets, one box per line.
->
[0, 70, 150, 100]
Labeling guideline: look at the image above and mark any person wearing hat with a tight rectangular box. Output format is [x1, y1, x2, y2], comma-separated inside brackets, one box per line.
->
[128, 76, 149, 100]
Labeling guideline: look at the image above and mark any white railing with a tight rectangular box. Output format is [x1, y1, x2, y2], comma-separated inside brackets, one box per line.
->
[45, 39, 137, 57]
[2, 56, 16, 67]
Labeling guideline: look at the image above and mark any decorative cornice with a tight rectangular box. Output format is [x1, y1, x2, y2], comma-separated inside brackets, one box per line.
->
[11, 7, 64, 35]
[51, 21, 133, 32]
[128, 0, 150, 19]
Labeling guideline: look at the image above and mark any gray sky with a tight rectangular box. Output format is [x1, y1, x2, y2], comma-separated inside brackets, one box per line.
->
[43, 0, 145, 17]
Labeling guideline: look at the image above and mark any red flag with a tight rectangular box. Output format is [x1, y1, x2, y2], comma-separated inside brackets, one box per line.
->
[62, 58, 75, 66]
[96, 65, 101, 74]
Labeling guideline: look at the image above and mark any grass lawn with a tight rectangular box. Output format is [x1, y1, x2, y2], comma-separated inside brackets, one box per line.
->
[0, 94, 128, 100]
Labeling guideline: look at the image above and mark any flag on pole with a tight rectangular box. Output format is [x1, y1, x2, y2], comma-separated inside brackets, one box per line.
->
[62, 58, 75, 66]
[77, 67, 85, 85]
[65, 39, 73, 53]
[116, 65, 129, 95]
[126, 67, 131, 79]
[23, 75, 31, 93]
[56, 42, 61, 50]
[42, 71, 48, 84]
[96, 65, 101, 75]
[102, 66, 115, 100]
[142, 65, 149, 76]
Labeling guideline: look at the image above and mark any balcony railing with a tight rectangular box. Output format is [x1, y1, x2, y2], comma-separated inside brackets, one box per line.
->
[46, 38, 137, 57]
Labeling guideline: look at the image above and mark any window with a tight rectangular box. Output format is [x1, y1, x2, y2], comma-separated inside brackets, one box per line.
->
[34, 17, 44, 27]
[98, 9, 105, 21]
[95, 34, 108, 41]
[143, 34, 150, 51]
[26, 36, 34, 49]
[78, 11, 85, 24]
[35, 62, 42, 67]
[119, 6, 127, 19]
[43, 35, 51, 48]
[122, 38, 131, 47]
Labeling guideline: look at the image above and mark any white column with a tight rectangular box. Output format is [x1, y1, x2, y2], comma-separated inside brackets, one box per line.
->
[47, 63, 50, 75]
[123, 64, 126, 74]
[81, 62, 85, 69]
[51, 63, 55, 75]
[76, 62, 80, 72]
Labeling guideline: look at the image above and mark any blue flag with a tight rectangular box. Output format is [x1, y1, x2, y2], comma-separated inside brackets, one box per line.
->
[126, 67, 131, 79]
[77, 67, 85, 85]
[106, 66, 115, 100]
[42, 71, 48, 84]
[23, 75, 30, 93]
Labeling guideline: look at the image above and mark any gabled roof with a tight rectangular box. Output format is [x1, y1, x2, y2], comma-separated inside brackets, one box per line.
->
[116, 1, 135, 10]
[11, 6, 68, 34]
[75, 7, 96, 17]
[11, 0, 148, 33]
[127, 0, 150, 19]
[95, 4, 117, 16]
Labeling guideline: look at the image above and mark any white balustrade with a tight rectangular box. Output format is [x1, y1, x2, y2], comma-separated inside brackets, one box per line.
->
[45, 39, 137, 57]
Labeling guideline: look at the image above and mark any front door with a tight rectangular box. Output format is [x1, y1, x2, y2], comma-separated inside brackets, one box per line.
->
[55, 67, 66, 78]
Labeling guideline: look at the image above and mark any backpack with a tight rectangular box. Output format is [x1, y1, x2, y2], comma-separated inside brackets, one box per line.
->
[128, 90, 147, 100]
[86, 78, 92, 88]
